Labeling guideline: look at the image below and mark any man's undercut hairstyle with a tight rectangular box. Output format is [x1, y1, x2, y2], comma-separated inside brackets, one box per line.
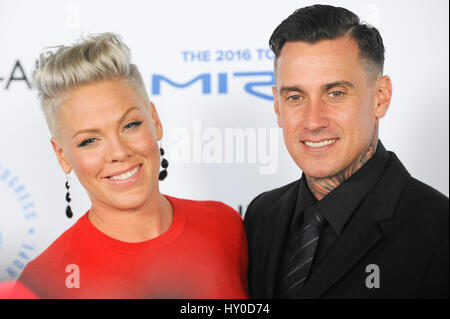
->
[34, 32, 149, 139]
[269, 4, 385, 78]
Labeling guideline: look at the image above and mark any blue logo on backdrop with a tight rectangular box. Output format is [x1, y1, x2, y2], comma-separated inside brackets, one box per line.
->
[0, 163, 38, 280]
[151, 71, 275, 101]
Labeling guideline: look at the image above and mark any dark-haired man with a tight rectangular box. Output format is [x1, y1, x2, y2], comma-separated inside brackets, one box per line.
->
[244, 4, 448, 299]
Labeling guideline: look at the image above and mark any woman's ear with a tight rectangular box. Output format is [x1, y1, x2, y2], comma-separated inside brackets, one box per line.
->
[51, 137, 72, 174]
[374, 75, 393, 119]
[149, 101, 163, 141]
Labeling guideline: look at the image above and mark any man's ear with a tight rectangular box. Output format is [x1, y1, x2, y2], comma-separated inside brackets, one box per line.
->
[273, 86, 283, 127]
[51, 138, 72, 174]
[374, 75, 392, 119]
[149, 101, 163, 141]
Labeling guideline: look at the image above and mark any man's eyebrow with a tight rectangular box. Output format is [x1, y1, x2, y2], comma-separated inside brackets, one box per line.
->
[279, 86, 306, 94]
[278, 81, 355, 95]
[72, 106, 141, 139]
[324, 81, 355, 90]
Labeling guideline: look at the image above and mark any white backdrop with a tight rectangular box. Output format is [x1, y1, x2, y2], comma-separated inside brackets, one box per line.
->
[0, 0, 448, 282]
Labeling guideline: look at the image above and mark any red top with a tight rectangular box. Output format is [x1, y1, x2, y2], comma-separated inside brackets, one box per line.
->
[13, 196, 249, 298]
[0, 281, 38, 299]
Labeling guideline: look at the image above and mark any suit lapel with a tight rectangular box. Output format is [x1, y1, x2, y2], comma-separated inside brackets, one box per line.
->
[297, 151, 411, 298]
[298, 199, 383, 298]
[264, 180, 300, 298]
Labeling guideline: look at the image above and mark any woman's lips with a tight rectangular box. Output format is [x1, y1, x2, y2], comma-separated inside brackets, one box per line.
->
[105, 164, 141, 178]
[103, 164, 142, 185]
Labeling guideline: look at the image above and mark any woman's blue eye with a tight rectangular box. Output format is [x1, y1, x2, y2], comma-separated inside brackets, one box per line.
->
[77, 121, 142, 147]
[78, 138, 96, 147]
[124, 121, 143, 130]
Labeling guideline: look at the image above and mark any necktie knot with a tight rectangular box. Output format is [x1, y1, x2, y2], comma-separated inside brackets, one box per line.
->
[311, 212, 324, 227]
[300, 210, 324, 229]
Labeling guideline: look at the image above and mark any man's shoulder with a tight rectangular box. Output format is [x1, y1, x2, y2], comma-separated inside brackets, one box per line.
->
[404, 177, 448, 210]
[379, 150, 448, 225]
[397, 177, 449, 228]
[374, 158, 449, 247]
[244, 179, 299, 223]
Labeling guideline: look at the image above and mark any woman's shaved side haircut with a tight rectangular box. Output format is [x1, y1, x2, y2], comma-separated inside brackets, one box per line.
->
[34, 33, 149, 139]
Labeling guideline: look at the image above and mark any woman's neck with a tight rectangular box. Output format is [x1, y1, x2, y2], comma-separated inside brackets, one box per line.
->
[88, 192, 173, 243]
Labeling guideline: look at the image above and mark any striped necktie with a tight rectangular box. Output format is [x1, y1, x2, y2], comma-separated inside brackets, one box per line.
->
[279, 209, 324, 298]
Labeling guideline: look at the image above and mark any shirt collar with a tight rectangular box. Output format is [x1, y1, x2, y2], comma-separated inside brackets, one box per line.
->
[295, 140, 391, 235]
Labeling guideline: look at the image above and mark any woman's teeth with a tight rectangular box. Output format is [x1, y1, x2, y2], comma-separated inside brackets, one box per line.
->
[108, 166, 140, 180]
[304, 139, 337, 148]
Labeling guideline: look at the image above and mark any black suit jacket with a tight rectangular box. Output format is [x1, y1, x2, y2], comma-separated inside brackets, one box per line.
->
[244, 152, 449, 298]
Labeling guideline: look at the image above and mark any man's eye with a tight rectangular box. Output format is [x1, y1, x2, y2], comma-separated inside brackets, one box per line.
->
[287, 95, 302, 102]
[124, 121, 143, 130]
[329, 91, 345, 98]
[78, 138, 96, 147]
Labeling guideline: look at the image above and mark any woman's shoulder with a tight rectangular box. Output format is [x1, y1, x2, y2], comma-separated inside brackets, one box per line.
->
[166, 195, 242, 225]
[28, 214, 86, 269]
[16, 215, 87, 298]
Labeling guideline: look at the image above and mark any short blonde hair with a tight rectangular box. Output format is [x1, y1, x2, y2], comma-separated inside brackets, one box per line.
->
[34, 32, 149, 138]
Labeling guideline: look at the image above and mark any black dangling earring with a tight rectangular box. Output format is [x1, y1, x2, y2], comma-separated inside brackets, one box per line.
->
[159, 143, 169, 181]
[65, 175, 73, 218]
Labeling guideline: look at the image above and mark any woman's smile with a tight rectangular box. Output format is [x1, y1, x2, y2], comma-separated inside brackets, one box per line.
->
[103, 163, 143, 186]
[54, 79, 163, 211]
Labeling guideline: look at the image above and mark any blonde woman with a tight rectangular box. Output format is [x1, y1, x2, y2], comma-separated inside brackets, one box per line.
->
[13, 33, 248, 298]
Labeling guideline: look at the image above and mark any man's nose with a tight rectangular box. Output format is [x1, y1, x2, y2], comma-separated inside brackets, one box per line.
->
[301, 99, 329, 132]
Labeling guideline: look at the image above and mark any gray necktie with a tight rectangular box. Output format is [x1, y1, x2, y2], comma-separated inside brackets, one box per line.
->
[280, 210, 324, 298]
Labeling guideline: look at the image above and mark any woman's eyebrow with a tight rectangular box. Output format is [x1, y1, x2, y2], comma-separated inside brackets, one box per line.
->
[117, 106, 141, 124]
[72, 106, 141, 139]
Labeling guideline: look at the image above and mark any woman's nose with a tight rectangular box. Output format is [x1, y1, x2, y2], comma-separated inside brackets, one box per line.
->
[106, 137, 131, 162]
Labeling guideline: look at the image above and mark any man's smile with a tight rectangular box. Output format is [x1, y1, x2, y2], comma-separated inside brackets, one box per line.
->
[301, 138, 339, 150]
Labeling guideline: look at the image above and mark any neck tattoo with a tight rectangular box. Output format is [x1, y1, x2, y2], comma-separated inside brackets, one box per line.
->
[306, 124, 379, 201]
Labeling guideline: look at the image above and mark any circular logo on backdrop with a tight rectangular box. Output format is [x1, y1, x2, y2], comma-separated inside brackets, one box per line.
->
[0, 163, 38, 281]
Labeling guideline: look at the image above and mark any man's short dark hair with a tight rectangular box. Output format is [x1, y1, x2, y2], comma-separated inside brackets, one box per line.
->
[269, 4, 385, 77]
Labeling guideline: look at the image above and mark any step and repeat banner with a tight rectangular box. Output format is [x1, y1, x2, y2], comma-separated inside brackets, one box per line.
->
[0, 0, 448, 281]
